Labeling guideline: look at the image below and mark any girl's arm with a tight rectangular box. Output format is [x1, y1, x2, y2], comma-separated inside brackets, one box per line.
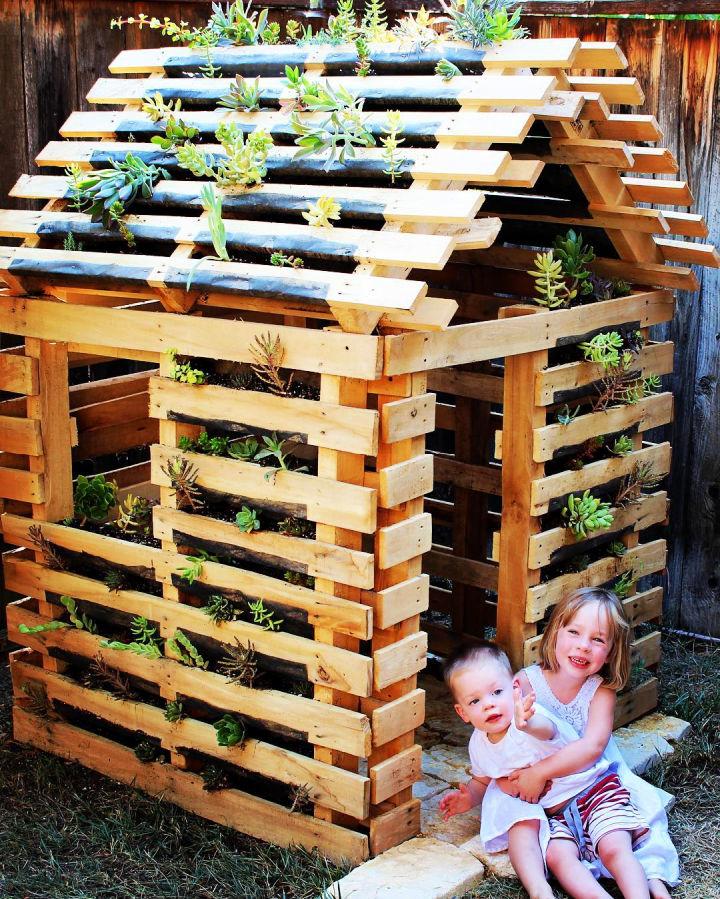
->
[439, 775, 490, 820]
[508, 685, 616, 802]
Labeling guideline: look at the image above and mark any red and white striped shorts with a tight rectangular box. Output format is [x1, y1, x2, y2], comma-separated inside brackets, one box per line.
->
[548, 770, 648, 860]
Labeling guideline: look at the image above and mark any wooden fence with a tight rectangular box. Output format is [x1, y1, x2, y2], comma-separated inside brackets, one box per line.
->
[1, 0, 718, 636]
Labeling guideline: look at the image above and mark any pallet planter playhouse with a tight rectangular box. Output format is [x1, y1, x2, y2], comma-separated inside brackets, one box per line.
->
[0, 13, 716, 862]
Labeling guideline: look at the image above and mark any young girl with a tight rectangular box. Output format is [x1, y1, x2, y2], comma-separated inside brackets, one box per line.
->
[510, 587, 679, 898]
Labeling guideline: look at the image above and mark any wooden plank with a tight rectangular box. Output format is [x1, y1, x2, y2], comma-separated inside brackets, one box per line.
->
[380, 394, 436, 444]
[152, 444, 377, 535]
[0, 297, 383, 380]
[527, 492, 668, 569]
[427, 369, 504, 403]
[482, 38, 581, 69]
[0, 353, 38, 394]
[362, 575, 430, 632]
[424, 549, 498, 591]
[369, 798, 421, 856]
[12, 708, 368, 864]
[530, 442, 672, 515]
[149, 377, 379, 457]
[614, 678, 659, 729]
[153, 505, 375, 591]
[595, 115, 662, 142]
[0, 416, 42, 455]
[373, 632, 427, 691]
[370, 744, 422, 805]
[433, 455, 502, 495]
[659, 211, 709, 239]
[377, 513, 432, 571]
[368, 689, 425, 749]
[567, 76, 644, 106]
[366, 454, 434, 509]
[532, 393, 674, 462]
[534, 341, 674, 406]
[0, 467, 44, 503]
[384, 290, 675, 375]
[656, 238, 720, 268]
[548, 138, 634, 168]
[13, 657, 370, 820]
[7, 599, 372, 756]
[625, 147, 678, 175]
[622, 177, 693, 207]
[526, 540, 667, 623]
[574, 42, 628, 71]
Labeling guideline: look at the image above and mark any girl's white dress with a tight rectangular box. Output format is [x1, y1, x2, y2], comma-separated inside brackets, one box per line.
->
[470, 704, 609, 855]
[523, 663, 679, 886]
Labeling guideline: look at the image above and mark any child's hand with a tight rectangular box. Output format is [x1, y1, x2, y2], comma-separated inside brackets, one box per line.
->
[495, 775, 520, 798]
[439, 784, 475, 821]
[513, 682, 536, 730]
[507, 765, 551, 804]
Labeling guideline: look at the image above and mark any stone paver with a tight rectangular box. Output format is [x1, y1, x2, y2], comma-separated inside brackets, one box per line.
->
[323, 837, 484, 898]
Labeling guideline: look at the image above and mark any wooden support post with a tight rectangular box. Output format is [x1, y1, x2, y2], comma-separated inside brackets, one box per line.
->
[496, 309, 548, 670]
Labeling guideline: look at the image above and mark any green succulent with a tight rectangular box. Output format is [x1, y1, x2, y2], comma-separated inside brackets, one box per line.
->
[219, 75, 261, 111]
[562, 490, 615, 540]
[214, 713, 246, 747]
[167, 629, 208, 668]
[73, 474, 118, 525]
[235, 506, 261, 533]
[443, 0, 526, 48]
[609, 435, 634, 456]
[579, 331, 625, 371]
[435, 58, 462, 80]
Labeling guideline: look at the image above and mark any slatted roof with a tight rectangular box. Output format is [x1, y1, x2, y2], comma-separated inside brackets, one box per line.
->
[1, 36, 717, 335]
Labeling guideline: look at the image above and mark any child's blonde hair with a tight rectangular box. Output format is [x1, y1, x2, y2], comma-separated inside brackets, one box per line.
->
[539, 587, 630, 690]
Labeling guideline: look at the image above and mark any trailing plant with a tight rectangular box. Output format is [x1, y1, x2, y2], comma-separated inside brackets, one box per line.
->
[18, 619, 70, 635]
[115, 493, 152, 535]
[392, 7, 441, 49]
[107, 200, 137, 249]
[614, 461, 663, 507]
[303, 196, 341, 228]
[278, 516, 314, 538]
[66, 153, 169, 228]
[608, 434, 634, 457]
[528, 252, 572, 309]
[291, 81, 375, 168]
[561, 490, 614, 540]
[608, 541, 627, 557]
[63, 232, 82, 252]
[289, 782, 312, 813]
[60, 595, 97, 633]
[83, 656, 133, 698]
[167, 629, 209, 668]
[227, 436, 259, 461]
[218, 638, 258, 686]
[556, 404, 581, 426]
[380, 111, 406, 184]
[441, 0, 526, 48]
[74, 474, 118, 525]
[164, 699, 185, 723]
[219, 75, 261, 111]
[436, 58, 461, 80]
[612, 569, 637, 600]
[134, 739, 160, 763]
[112, 3, 270, 47]
[201, 593, 238, 623]
[327, 0, 359, 42]
[248, 598, 283, 631]
[354, 36, 371, 77]
[214, 713, 246, 747]
[103, 568, 128, 593]
[361, 0, 389, 41]
[166, 347, 207, 384]
[178, 548, 218, 584]
[27, 525, 68, 571]
[249, 331, 293, 396]
[100, 615, 162, 659]
[161, 456, 204, 511]
[270, 251, 304, 268]
[202, 763, 230, 790]
[235, 506, 261, 532]
[623, 374, 661, 405]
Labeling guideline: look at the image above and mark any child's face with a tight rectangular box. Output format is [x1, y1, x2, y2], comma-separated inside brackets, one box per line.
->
[451, 661, 515, 736]
[555, 601, 612, 680]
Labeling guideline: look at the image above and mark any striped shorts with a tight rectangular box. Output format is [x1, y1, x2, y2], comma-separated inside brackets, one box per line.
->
[548, 770, 649, 861]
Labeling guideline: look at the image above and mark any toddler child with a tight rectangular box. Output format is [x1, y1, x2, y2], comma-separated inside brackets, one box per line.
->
[440, 641, 650, 899]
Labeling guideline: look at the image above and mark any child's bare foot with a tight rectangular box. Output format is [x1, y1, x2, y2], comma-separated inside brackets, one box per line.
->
[528, 887, 555, 899]
[648, 879, 671, 899]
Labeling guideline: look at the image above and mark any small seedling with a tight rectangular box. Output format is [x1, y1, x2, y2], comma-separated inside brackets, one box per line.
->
[151, 115, 199, 150]
[255, 433, 305, 472]
[393, 7, 441, 49]
[214, 713, 246, 747]
[614, 461, 663, 507]
[249, 331, 293, 396]
[556, 404, 581, 426]
[285, 19, 301, 42]
[270, 251, 304, 268]
[60, 595, 97, 633]
[103, 568, 127, 593]
[303, 196, 341, 228]
[167, 629, 208, 669]
[219, 74, 261, 111]
[277, 516, 314, 538]
[63, 232, 82, 252]
[380, 110, 406, 184]
[73, 474, 118, 525]
[196, 430, 230, 456]
[228, 436, 259, 461]
[201, 593, 238, 624]
[579, 331, 625, 371]
[613, 569, 638, 600]
[202, 763, 230, 791]
[284, 570, 315, 589]
[354, 35, 371, 76]
[235, 506, 261, 533]
[528, 251, 571, 309]
[161, 456, 204, 511]
[436, 58, 461, 80]
[164, 699, 185, 723]
[289, 782, 312, 813]
[218, 639, 258, 687]
[115, 493, 152, 535]
[134, 739, 160, 763]
[609, 435, 634, 457]
[141, 92, 182, 123]
[248, 598, 283, 631]
[178, 548, 218, 585]
[261, 21, 280, 43]
[562, 490, 614, 540]
[608, 541, 627, 557]
[83, 656, 132, 698]
[553, 229, 595, 298]
[166, 348, 207, 385]
[27, 525, 67, 571]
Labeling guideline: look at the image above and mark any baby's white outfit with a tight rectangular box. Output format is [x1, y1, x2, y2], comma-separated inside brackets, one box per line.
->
[469, 704, 609, 854]
[524, 663, 679, 886]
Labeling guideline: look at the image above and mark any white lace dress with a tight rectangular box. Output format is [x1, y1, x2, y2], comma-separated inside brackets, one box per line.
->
[524, 663, 680, 886]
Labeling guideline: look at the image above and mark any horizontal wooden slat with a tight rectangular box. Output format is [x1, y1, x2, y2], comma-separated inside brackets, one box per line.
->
[568, 75, 644, 106]
[530, 442, 671, 515]
[367, 688, 425, 749]
[525, 539, 666, 622]
[0, 352, 38, 395]
[595, 115, 661, 142]
[433, 454, 502, 495]
[7, 597, 371, 757]
[153, 505, 375, 591]
[377, 513, 432, 570]
[0, 467, 43, 503]
[534, 341, 674, 406]
[373, 632, 427, 691]
[149, 377, 379, 456]
[482, 37, 580, 69]
[367, 454, 433, 509]
[12, 706, 368, 864]
[370, 744, 422, 805]
[656, 238, 720, 269]
[384, 290, 675, 375]
[423, 548, 498, 591]
[527, 491, 668, 569]
[381, 394, 436, 443]
[614, 678, 658, 729]
[548, 138, 634, 168]
[362, 574, 430, 632]
[625, 146, 678, 175]
[532, 392, 673, 463]
[0, 416, 42, 455]
[622, 177, 693, 207]
[0, 297, 382, 380]
[13, 656, 370, 819]
[427, 369, 503, 403]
